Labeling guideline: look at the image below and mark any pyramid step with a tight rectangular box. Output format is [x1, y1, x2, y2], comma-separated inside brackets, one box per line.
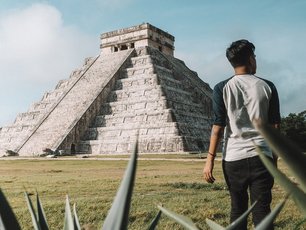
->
[100, 97, 168, 115]
[112, 78, 186, 97]
[67, 56, 96, 80]
[166, 100, 206, 114]
[115, 73, 159, 90]
[177, 123, 211, 138]
[131, 54, 172, 70]
[28, 100, 57, 113]
[158, 75, 184, 90]
[0, 125, 33, 135]
[41, 89, 65, 102]
[174, 112, 211, 127]
[154, 65, 173, 74]
[84, 123, 179, 140]
[0, 124, 34, 152]
[76, 135, 185, 154]
[122, 63, 172, 79]
[130, 55, 154, 67]
[14, 111, 44, 126]
[115, 71, 184, 92]
[55, 79, 75, 90]
[100, 96, 207, 117]
[123, 64, 155, 78]
[109, 84, 193, 104]
[93, 109, 174, 127]
[107, 86, 164, 102]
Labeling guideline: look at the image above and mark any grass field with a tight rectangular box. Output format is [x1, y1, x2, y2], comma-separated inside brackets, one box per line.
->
[0, 155, 304, 229]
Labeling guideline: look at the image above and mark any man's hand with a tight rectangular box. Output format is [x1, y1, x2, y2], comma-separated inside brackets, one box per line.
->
[203, 156, 215, 183]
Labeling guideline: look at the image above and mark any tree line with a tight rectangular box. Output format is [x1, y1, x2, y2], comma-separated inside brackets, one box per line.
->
[281, 110, 306, 151]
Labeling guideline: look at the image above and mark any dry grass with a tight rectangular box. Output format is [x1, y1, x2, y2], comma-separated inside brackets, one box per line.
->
[0, 155, 304, 229]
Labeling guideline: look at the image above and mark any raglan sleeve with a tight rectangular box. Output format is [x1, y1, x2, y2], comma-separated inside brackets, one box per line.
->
[268, 83, 281, 124]
[213, 83, 227, 127]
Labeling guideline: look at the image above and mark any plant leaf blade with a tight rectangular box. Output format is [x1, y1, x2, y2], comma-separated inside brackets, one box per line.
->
[101, 140, 138, 230]
[254, 120, 306, 192]
[24, 191, 40, 230]
[73, 204, 81, 230]
[63, 195, 74, 230]
[256, 147, 306, 217]
[255, 196, 288, 230]
[36, 193, 49, 230]
[0, 189, 21, 230]
[147, 210, 162, 230]
[158, 205, 199, 230]
[226, 200, 258, 230]
[205, 218, 225, 230]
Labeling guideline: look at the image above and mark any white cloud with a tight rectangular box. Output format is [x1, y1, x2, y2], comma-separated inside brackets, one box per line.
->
[0, 3, 98, 126]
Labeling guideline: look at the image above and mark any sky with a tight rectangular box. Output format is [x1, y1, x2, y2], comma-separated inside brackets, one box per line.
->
[0, 0, 305, 126]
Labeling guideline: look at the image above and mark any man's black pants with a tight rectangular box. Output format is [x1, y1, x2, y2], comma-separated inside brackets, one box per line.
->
[223, 156, 274, 230]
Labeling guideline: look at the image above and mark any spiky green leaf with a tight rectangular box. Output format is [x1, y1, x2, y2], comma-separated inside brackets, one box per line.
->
[101, 140, 138, 230]
[254, 120, 306, 192]
[63, 195, 74, 230]
[73, 204, 81, 230]
[147, 210, 162, 230]
[0, 214, 6, 230]
[24, 192, 40, 230]
[205, 200, 258, 230]
[158, 205, 199, 230]
[255, 196, 288, 230]
[226, 200, 258, 230]
[36, 193, 49, 230]
[256, 148, 306, 217]
[205, 218, 225, 230]
[0, 189, 21, 230]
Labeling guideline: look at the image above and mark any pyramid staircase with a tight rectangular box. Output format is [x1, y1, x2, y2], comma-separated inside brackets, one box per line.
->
[76, 46, 212, 154]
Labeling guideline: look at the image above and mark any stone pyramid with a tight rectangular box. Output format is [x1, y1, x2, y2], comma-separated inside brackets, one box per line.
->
[0, 23, 212, 156]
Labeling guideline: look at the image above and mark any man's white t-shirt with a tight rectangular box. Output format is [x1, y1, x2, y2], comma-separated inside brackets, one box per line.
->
[212, 74, 281, 161]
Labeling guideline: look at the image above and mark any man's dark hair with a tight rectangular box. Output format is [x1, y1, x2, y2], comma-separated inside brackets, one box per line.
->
[226, 39, 255, 68]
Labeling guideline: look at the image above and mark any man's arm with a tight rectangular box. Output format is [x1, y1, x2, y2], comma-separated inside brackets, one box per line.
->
[203, 125, 224, 183]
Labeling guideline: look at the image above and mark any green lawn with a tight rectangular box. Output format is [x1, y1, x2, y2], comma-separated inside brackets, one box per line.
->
[0, 156, 304, 229]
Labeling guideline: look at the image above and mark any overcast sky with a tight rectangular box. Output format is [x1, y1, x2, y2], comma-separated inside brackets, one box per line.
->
[0, 0, 305, 126]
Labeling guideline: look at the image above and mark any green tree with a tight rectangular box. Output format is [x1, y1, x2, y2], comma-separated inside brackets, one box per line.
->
[281, 110, 306, 151]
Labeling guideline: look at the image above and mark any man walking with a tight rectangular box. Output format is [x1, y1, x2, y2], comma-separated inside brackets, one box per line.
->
[203, 40, 280, 229]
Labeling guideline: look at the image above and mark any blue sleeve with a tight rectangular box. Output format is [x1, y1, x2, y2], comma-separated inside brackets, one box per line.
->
[213, 82, 227, 126]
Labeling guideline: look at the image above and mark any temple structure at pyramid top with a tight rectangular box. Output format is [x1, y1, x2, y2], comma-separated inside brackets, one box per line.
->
[100, 23, 175, 56]
[0, 23, 213, 156]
